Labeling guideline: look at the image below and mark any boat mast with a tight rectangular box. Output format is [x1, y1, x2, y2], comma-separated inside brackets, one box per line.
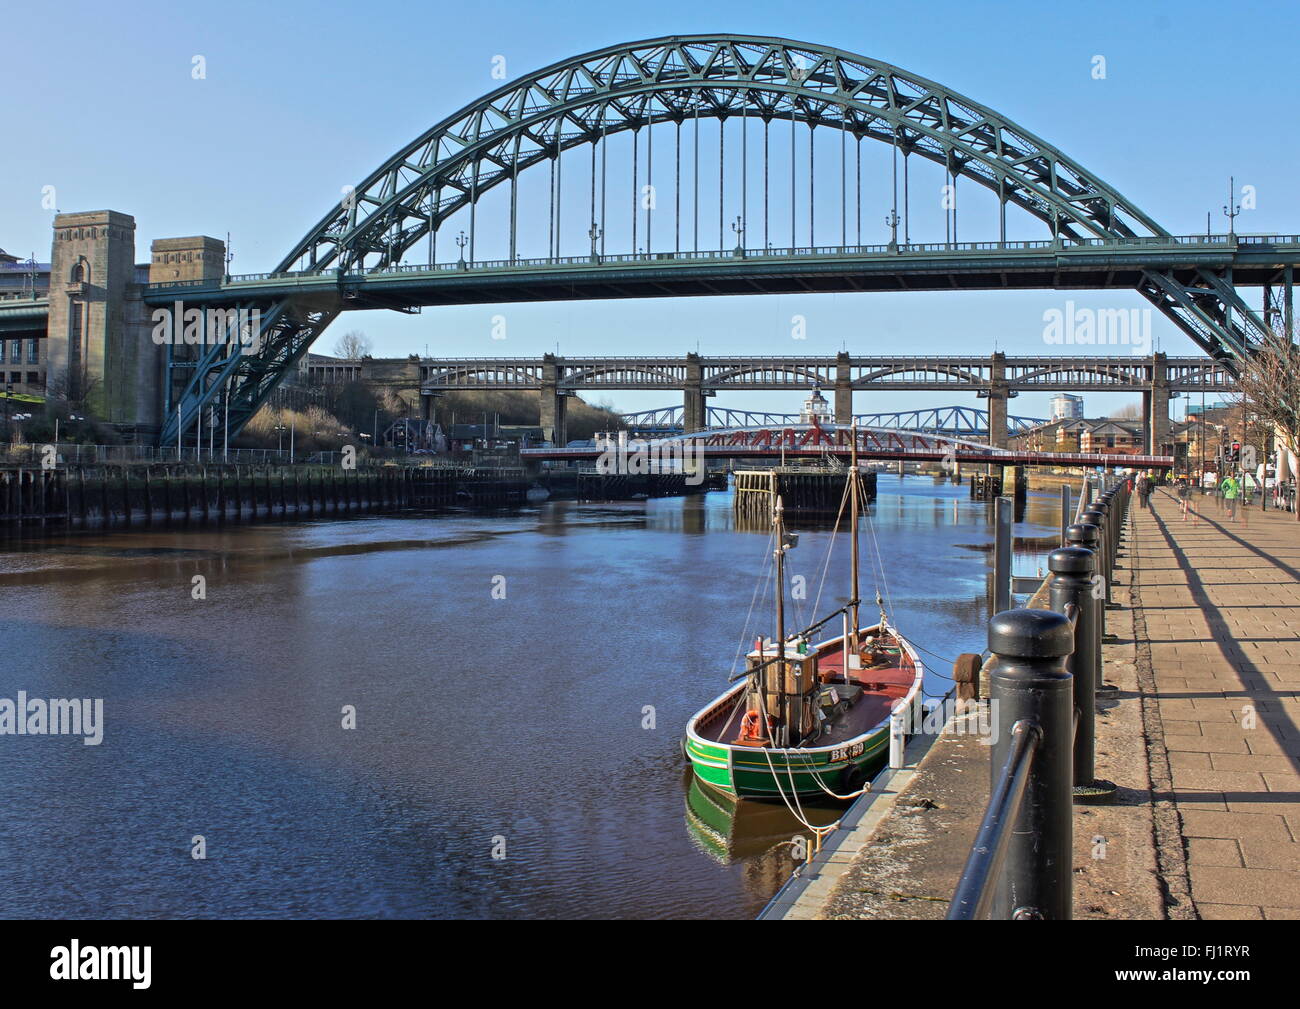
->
[850, 424, 861, 644]
[774, 494, 787, 747]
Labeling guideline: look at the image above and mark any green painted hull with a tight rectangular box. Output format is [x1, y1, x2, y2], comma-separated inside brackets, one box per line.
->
[684, 625, 925, 801]
[685, 723, 890, 800]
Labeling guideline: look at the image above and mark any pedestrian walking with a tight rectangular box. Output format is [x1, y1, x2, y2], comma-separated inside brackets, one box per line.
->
[1138, 472, 1152, 509]
[1221, 473, 1241, 522]
[1176, 477, 1192, 521]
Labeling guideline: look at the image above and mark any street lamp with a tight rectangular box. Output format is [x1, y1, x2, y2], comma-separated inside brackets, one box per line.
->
[1222, 176, 1241, 237]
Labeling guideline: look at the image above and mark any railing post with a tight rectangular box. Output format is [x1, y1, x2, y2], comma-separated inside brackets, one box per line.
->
[1059, 483, 1071, 546]
[1067, 518, 1103, 653]
[988, 608, 1075, 920]
[993, 495, 1012, 613]
[1110, 483, 1129, 558]
[1082, 504, 1110, 605]
[1100, 490, 1117, 567]
[1048, 544, 1104, 795]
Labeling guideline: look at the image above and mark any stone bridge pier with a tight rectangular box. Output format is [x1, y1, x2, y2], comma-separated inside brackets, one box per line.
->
[683, 352, 708, 433]
[540, 353, 568, 446]
[835, 351, 853, 424]
[985, 351, 1009, 451]
[1143, 352, 1170, 456]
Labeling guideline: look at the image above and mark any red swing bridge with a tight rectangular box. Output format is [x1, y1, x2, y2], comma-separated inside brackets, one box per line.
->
[519, 422, 1174, 470]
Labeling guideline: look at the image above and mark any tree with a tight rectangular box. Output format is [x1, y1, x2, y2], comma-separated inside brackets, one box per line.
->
[332, 330, 372, 360]
[1230, 323, 1300, 518]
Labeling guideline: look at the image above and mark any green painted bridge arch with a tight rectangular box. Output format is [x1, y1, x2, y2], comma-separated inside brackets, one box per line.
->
[280, 33, 1165, 274]
[159, 34, 1283, 447]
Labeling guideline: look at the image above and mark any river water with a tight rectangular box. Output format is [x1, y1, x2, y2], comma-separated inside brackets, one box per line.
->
[0, 474, 1065, 919]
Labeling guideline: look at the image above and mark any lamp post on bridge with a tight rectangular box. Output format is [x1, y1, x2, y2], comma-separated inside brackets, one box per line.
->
[1223, 176, 1241, 238]
[588, 223, 602, 263]
[730, 216, 745, 256]
[885, 209, 900, 251]
[455, 230, 469, 268]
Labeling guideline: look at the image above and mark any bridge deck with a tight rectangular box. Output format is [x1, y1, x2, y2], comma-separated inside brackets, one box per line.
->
[141, 236, 1300, 307]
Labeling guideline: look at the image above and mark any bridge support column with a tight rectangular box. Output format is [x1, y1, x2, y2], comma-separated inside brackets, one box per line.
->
[982, 353, 1013, 478]
[985, 352, 1009, 472]
[835, 351, 853, 425]
[683, 352, 707, 433]
[540, 353, 567, 446]
[1147, 352, 1170, 457]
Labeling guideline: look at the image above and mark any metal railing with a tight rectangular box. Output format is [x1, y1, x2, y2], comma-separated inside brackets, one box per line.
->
[949, 478, 1129, 919]
[141, 233, 1300, 293]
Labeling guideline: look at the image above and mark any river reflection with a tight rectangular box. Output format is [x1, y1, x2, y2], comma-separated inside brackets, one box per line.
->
[0, 474, 1064, 919]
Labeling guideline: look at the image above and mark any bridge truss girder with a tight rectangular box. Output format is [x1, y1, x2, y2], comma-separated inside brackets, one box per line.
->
[159, 35, 1276, 445]
[414, 354, 1236, 394]
[618, 403, 1046, 436]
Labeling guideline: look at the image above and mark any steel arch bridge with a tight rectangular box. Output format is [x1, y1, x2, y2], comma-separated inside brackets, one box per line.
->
[521, 423, 1174, 470]
[150, 34, 1296, 446]
[619, 403, 1047, 437]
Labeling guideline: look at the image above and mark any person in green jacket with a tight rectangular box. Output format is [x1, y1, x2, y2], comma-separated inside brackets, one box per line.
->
[1220, 474, 1241, 521]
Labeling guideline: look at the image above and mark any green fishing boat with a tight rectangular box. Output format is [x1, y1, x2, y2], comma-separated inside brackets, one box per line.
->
[684, 429, 924, 802]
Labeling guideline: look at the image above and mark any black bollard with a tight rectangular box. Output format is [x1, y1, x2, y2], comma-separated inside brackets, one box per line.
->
[1114, 483, 1129, 551]
[1102, 490, 1120, 560]
[1067, 520, 1105, 640]
[1082, 505, 1109, 601]
[1048, 545, 1105, 795]
[988, 608, 1075, 920]
[1096, 494, 1114, 553]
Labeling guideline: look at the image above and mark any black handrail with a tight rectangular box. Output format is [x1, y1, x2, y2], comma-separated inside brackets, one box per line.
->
[947, 478, 1129, 919]
[947, 719, 1041, 919]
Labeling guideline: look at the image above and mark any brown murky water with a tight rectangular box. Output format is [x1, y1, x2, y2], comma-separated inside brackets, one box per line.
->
[0, 476, 1063, 918]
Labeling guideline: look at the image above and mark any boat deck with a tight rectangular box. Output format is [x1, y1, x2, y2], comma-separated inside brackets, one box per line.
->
[697, 628, 917, 749]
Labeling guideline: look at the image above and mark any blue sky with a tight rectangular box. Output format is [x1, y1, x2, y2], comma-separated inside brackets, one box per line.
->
[3, 0, 1296, 420]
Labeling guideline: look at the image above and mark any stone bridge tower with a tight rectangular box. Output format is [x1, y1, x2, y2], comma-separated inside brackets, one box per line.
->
[44, 211, 136, 419]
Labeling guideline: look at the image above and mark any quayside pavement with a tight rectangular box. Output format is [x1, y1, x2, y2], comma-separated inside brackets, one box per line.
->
[1135, 489, 1300, 919]
[805, 484, 1299, 920]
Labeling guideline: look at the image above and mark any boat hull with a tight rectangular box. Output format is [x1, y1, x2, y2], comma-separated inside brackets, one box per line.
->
[684, 625, 924, 801]
[686, 724, 890, 800]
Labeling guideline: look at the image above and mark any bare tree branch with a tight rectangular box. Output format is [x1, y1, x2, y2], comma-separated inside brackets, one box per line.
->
[332, 330, 372, 360]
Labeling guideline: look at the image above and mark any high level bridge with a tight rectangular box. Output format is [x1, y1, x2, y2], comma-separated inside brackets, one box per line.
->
[110, 35, 1294, 448]
[414, 352, 1234, 451]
